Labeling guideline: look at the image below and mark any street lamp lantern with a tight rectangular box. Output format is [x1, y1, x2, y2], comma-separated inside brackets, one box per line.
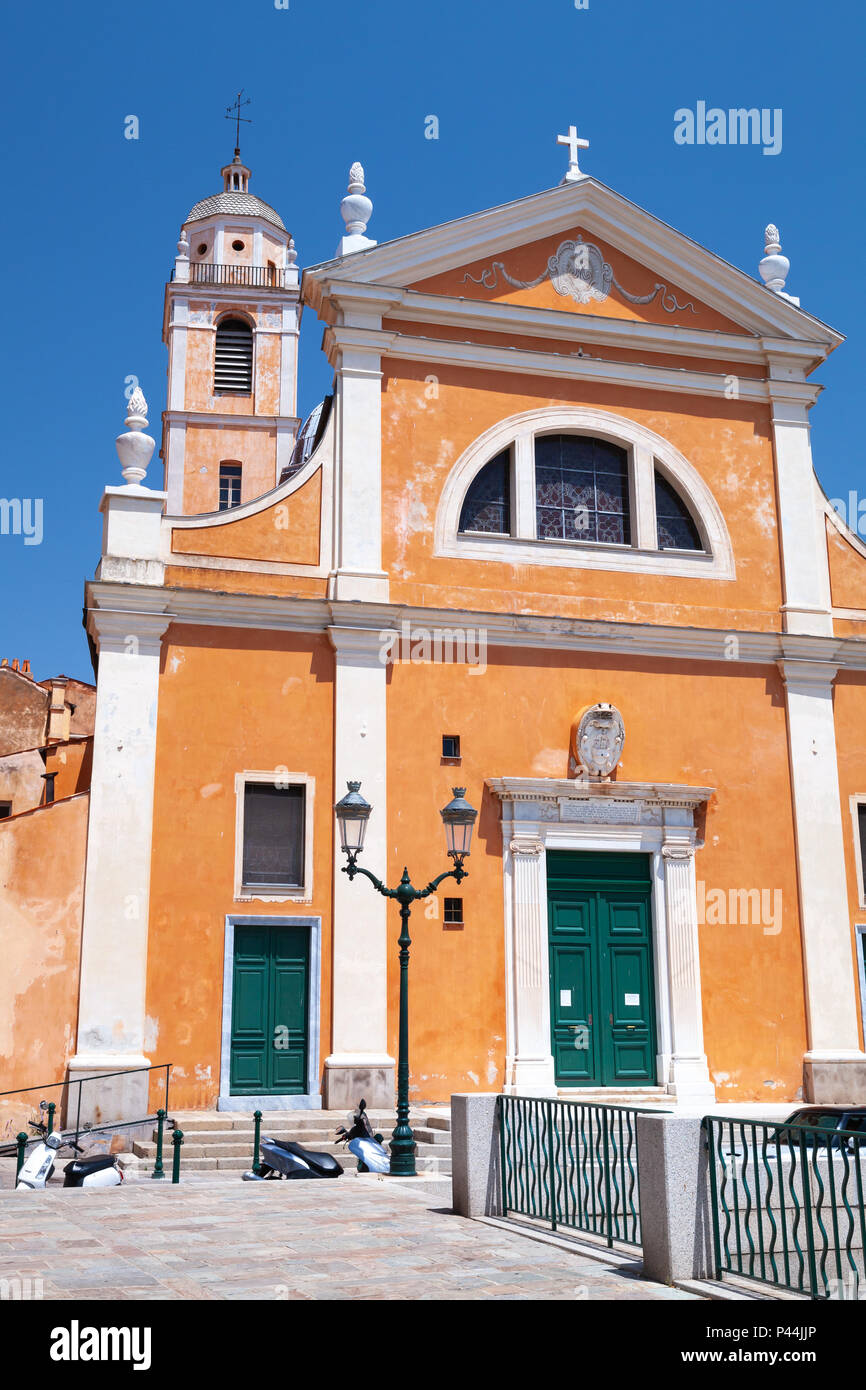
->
[334, 781, 372, 856]
[334, 780, 477, 1177]
[439, 787, 478, 862]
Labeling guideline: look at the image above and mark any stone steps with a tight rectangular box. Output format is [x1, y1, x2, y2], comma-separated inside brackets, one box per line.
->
[131, 1107, 452, 1177]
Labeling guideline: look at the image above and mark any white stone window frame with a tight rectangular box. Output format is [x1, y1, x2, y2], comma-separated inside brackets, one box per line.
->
[857, 924, 866, 1044]
[234, 770, 315, 904]
[849, 795, 866, 910]
[435, 406, 735, 581]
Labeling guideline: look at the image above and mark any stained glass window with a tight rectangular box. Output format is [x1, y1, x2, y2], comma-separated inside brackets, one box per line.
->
[458, 450, 511, 534]
[655, 470, 702, 551]
[534, 435, 630, 545]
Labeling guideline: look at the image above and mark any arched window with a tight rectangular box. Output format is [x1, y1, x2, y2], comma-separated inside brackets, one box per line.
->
[654, 470, 703, 551]
[214, 317, 253, 394]
[535, 435, 630, 545]
[438, 407, 734, 579]
[458, 449, 511, 534]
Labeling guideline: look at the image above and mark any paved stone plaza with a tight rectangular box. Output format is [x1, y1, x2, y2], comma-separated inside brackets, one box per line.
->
[0, 1176, 699, 1301]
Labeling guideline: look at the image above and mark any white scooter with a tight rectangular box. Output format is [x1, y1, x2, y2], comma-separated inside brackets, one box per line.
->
[16, 1102, 123, 1190]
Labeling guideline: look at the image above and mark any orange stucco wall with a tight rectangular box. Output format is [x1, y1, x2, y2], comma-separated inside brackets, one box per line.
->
[831, 670, 866, 1050]
[827, 518, 866, 611]
[145, 626, 335, 1110]
[172, 468, 321, 565]
[380, 358, 781, 630]
[384, 650, 808, 1102]
[0, 794, 87, 1141]
[181, 424, 278, 515]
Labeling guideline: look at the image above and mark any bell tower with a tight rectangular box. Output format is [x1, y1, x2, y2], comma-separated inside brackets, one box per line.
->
[161, 147, 301, 515]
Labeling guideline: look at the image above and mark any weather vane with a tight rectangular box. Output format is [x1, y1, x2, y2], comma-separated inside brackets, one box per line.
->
[225, 90, 252, 157]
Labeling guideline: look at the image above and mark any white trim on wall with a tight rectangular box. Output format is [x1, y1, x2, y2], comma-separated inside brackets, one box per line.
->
[233, 770, 315, 904]
[435, 406, 735, 581]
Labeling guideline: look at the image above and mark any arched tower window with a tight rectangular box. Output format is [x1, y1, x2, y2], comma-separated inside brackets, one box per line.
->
[654, 470, 703, 551]
[535, 435, 630, 544]
[214, 316, 253, 395]
[458, 449, 511, 534]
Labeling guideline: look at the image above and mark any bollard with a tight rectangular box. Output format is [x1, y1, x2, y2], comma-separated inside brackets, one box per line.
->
[46, 1102, 56, 1137]
[151, 1108, 166, 1180]
[171, 1127, 184, 1184]
[15, 1132, 28, 1178]
[253, 1109, 262, 1176]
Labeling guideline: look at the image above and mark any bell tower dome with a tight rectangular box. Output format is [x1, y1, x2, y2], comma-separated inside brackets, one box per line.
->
[161, 148, 301, 515]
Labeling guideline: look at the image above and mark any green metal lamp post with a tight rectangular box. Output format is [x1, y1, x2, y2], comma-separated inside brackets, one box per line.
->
[334, 782, 478, 1177]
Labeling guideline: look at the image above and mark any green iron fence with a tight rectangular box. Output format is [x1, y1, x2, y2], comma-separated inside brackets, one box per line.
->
[497, 1095, 667, 1247]
[705, 1115, 866, 1299]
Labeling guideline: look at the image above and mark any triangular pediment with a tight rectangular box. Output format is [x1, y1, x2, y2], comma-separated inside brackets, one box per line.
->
[409, 225, 741, 332]
[305, 177, 841, 348]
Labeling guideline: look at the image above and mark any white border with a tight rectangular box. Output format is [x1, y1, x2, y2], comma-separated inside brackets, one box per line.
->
[435, 406, 735, 580]
[233, 770, 315, 903]
[218, 914, 322, 1110]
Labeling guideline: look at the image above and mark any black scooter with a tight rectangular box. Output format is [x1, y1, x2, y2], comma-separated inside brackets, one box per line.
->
[242, 1133, 343, 1181]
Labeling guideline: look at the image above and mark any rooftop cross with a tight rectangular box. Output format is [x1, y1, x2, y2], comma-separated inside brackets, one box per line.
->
[557, 124, 589, 182]
[225, 90, 252, 158]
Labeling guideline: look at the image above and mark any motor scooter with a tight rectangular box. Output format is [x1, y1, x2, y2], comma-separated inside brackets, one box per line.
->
[336, 1098, 390, 1173]
[242, 1134, 343, 1181]
[15, 1101, 123, 1190]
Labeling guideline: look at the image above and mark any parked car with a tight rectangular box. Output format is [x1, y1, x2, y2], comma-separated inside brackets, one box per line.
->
[772, 1106, 866, 1149]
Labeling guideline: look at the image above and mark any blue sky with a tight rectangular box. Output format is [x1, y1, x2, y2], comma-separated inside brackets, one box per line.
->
[2, 0, 863, 679]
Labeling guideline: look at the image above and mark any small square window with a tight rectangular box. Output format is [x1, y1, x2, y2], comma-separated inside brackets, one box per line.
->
[442, 735, 461, 760]
[444, 897, 464, 929]
[0, 802, 11, 819]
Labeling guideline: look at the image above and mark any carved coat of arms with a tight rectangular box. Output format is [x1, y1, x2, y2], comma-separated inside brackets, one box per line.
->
[575, 703, 625, 779]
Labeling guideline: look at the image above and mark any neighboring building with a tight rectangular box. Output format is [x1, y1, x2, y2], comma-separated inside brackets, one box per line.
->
[57, 136, 866, 1117]
[0, 661, 94, 1136]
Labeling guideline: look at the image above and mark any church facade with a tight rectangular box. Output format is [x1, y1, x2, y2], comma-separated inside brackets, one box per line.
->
[69, 137, 866, 1116]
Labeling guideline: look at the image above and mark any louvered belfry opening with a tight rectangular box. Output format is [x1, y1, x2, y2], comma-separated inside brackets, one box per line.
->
[214, 316, 253, 394]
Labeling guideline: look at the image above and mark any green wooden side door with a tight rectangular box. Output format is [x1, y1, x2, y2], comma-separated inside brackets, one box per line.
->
[548, 851, 656, 1087]
[230, 924, 309, 1095]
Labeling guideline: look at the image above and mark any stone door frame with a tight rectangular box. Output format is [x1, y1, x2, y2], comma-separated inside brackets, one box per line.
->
[487, 778, 716, 1103]
[218, 914, 323, 1111]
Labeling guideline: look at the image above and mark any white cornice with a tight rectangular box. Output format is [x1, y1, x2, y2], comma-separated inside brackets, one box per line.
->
[162, 409, 301, 431]
[302, 178, 843, 348]
[487, 776, 715, 809]
[341, 327, 820, 406]
[315, 282, 831, 372]
[81, 583, 866, 672]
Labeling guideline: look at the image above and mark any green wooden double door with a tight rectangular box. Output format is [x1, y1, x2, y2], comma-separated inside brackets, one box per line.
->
[548, 851, 657, 1087]
[230, 924, 309, 1095]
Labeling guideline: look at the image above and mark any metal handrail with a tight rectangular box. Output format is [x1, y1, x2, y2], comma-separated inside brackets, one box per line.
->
[173, 263, 284, 288]
[497, 1094, 670, 1248]
[0, 1063, 172, 1149]
[704, 1113, 866, 1299]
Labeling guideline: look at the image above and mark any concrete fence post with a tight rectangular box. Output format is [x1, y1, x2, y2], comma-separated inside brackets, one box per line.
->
[450, 1093, 502, 1218]
[636, 1113, 713, 1284]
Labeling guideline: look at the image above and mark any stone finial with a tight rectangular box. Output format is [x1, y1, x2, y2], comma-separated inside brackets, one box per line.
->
[285, 236, 298, 267]
[758, 223, 791, 296]
[176, 228, 190, 260]
[341, 161, 372, 236]
[116, 385, 156, 487]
